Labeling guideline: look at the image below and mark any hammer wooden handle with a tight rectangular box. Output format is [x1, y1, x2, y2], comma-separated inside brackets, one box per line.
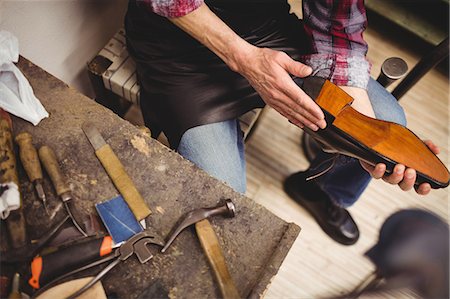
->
[38, 146, 71, 196]
[195, 219, 239, 299]
[15, 132, 43, 182]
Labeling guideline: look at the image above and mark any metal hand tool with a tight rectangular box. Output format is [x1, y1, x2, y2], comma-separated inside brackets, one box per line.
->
[28, 235, 114, 290]
[38, 145, 88, 237]
[15, 132, 49, 215]
[161, 199, 239, 299]
[161, 199, 235, 253]
[66, 230, 164, 299]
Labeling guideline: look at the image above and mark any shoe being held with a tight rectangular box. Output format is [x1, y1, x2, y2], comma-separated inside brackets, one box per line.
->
[297, 76, 449, 189]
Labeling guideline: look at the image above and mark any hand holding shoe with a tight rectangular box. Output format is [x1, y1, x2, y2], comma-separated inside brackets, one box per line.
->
[360, 140, 440, 195]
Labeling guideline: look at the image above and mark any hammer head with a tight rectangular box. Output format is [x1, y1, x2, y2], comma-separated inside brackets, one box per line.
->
[161, 199, 235, 253]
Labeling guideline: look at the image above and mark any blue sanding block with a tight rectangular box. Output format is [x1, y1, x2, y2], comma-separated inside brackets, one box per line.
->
[95, 195, 143, 244]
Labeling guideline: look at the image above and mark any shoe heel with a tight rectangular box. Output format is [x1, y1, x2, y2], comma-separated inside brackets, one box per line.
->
[315, 81, 354, 117]
[299, 77, 354, 118]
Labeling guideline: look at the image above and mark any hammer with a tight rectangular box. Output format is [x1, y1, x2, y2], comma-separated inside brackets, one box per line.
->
[161, 199, 239, 299]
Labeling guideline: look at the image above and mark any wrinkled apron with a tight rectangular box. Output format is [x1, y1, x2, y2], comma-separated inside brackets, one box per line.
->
[125, 0, 308, 148]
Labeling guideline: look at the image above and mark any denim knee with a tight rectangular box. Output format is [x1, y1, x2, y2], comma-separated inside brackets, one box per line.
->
[367, 78, 407, 126]
[177, 120, 246, 193]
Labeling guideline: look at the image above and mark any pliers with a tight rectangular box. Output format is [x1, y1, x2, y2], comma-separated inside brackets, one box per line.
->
[32, 230, 165, 299]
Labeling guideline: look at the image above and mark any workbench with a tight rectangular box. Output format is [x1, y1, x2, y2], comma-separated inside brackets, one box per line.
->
[5, 57, 301, 298]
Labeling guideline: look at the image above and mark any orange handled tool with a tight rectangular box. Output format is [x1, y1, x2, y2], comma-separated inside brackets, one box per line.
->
[29, 236, 113, 289]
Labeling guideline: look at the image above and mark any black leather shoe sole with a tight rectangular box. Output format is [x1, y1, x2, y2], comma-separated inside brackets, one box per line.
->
[296, 76, 450, 189]
[284, 172, 359, 245]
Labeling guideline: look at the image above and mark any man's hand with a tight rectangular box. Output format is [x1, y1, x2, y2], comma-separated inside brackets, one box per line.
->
[235, 47, 326, 131]
[170, 4, 326, 131]
[360, 140, 439, 195]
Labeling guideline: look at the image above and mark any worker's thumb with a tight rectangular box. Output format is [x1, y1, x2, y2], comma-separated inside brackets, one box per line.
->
[284, 59, 312, 78]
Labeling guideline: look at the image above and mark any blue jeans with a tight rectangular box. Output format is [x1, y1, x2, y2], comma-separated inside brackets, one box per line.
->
[177, 78, 407, 206]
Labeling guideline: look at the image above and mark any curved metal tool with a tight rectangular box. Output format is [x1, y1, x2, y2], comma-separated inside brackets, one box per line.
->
[66, 230, 163, 299]
[161, 199, 235, 253]
[134, 236, 165, 263]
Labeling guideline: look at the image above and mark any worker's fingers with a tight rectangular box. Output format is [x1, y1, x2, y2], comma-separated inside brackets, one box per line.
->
[415, 182, 432, 195]
[424, 139, 440, 155]
[366, 163, 386, 180]
[397, 168, 416, 191]
[270, 100, 319, 130]
[238, 48, 326, 129]
[382, 164, 405, 185]
[275, 54, 326, 127]
[278, 52, 313, 78]
[361, 161, 434, 195]
[280, 80, 326, 129]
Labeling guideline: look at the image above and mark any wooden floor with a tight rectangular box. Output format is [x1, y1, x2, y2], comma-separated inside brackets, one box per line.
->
[124, 15, 449, 299]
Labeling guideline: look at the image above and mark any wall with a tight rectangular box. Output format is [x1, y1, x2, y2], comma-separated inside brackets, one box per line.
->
[1, 0, 129, 98]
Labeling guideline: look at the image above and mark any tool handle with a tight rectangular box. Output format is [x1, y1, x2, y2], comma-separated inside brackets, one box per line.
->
[15, 132, 43, 182]
[0, 112, 19, 185]
[38, 145, 71, 196]
[29, 236, 113, 289]
[1, 111, 27, 248]
[195, 219, 240, 299]
[95, 145, 151, 220]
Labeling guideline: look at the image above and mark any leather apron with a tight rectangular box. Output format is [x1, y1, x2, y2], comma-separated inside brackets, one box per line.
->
[125, 0, 308, 148]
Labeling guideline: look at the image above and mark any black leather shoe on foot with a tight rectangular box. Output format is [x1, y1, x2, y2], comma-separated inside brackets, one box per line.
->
[283, 171, 359, 245]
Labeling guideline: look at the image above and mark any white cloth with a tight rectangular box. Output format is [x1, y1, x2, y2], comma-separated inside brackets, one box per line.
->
[0, 182, 20, 219]
[0, 30, 48, 125]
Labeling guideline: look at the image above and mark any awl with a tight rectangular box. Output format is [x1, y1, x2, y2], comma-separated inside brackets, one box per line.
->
[81, 122, 151, 221]
[15, 132, 49, 215]
[38, 145, 88, 237]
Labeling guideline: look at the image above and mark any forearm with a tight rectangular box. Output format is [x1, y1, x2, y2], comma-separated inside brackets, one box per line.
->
[169, 3, 255, 72]
[168, 3, 326, 130]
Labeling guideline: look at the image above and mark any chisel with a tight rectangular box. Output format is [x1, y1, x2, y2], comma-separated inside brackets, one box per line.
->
[81, 122, 151, 221]
[38, 145, 88, 237]
[15, 132, 49, 215]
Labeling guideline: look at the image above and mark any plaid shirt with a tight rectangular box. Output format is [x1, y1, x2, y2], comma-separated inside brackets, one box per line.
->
[140, 0, 370, 89]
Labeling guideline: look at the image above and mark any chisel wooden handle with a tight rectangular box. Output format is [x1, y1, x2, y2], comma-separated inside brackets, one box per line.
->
[38, 146, 70, 196]
[15, 132, 43, 182]
[195, 219, 240, 299]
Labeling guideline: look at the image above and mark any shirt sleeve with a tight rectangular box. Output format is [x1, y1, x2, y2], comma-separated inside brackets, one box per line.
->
[139, 0, 204, 18]
[301, 0, 371, 89]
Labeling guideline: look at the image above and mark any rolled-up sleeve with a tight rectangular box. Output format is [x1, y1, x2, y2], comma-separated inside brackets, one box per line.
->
[301, 0, 371, 89]
[138, 0, 204, 18]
